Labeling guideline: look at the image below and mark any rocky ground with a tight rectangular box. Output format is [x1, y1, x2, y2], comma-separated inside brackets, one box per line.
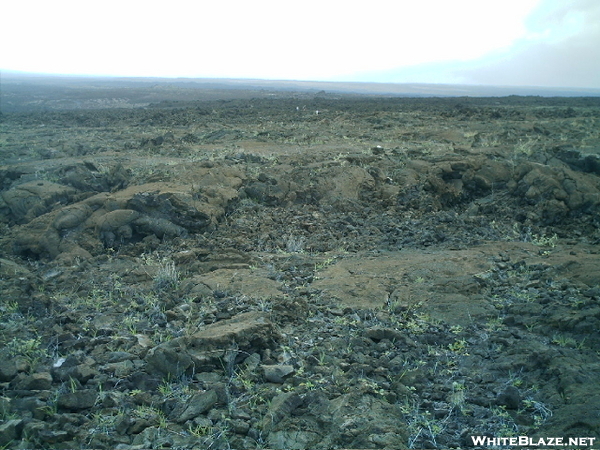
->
[1, 92, 600, 449]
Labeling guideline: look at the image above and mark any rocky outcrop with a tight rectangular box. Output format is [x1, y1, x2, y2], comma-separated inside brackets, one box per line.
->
[6, 181, 236, 261]
[146, 312, 280, 377]
[0, 180, 77, 224]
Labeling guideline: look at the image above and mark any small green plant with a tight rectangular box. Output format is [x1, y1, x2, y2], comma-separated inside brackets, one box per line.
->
[406, 407, 447, 449]
[0, 404, 17, 421]
[551, 333, 578, 348]
[317, 349, 327, 366]
[256, 297, 272, 312]
[531, 233, 558, 248]
[158, 377, 193, 402]
[37, 390, 60, 418]
[389, 309, 429, 335]
[299, 380, 317, 390]
[0, 300, 20, 319]
[491, 405, 519, 437]
[508, 369, 524, 387]
[314, 256, 336, 272]
[521, 398, 553, 426]
[485, 317, 504, 331]
[358, 378, 388, 399]
[154, 259, 179, 290]
[133, 405, 168, 428]
[448, 339, 468, 354]
[232, 366, 255, 392]
[6, 336, 42, 358]
[449, 325, 463, 334]
[448, 381, 466, 409]
[157, 412, 169, 429]
[188, 423, 213, 437]
[122, 315, 140, 335]
[6, 336, 48, 372]
[513, 138, 536, 157]
[90, 410, 123, 435]
[158, 381, 174, 398]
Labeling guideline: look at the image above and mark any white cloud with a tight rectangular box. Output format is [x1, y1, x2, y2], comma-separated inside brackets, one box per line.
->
[451, 0, 600, 87]
[3, 0, 596, 88]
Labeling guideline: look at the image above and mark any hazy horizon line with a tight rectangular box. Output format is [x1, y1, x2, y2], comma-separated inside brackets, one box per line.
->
[2, 70, 600, 99]
[2, 69, 600, 91]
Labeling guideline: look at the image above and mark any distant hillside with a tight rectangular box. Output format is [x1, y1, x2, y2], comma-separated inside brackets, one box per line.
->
[1, 72, 599, 112]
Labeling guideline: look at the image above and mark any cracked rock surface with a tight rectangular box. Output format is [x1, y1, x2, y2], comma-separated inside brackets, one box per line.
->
[1, 92, 599, 449]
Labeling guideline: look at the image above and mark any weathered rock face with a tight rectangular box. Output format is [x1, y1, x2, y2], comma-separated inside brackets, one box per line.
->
[256, 391, 409, 449]
[416, 156, 600, 221]
[57, 390, 98, 411]
[5, 181, 237, 261]
[1, 180, 78, 224]
[0, 419, 24, 447]
[513, 163, 600, 223]
[15, 372, 53, 391]
[552, 146, 600, 175]
[261, 364, 295, 383]
[146, 312, 280, 377]
[171, 390, 218, 422]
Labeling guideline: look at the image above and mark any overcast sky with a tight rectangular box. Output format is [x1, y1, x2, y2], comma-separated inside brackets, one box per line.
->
[2, 0, 599, 88]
